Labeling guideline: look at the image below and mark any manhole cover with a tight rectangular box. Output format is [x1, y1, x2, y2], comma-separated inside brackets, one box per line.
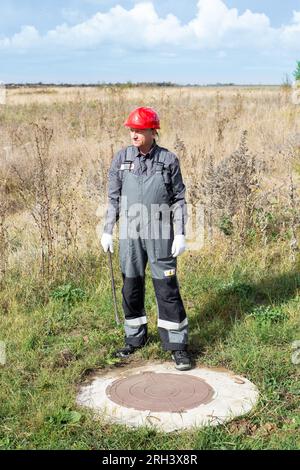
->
[106, 371, 214, 412]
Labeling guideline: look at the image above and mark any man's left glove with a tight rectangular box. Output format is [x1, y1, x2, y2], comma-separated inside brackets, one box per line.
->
[171, 234, 186, 258]
[101, 233, 114, 253]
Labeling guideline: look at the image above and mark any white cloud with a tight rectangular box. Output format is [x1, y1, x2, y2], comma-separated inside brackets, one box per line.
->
[0, 0, 299, 53]
[0, 25, 40, 49]
[45, 3, 187, 49]
[280, 10, 300, 50]
[186, 0, 275, 49]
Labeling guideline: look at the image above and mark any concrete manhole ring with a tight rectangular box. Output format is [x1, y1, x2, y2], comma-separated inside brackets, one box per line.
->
[76, 362, 259, 432]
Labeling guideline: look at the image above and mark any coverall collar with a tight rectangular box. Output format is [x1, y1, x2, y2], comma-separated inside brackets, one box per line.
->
[133, 140, 158, 158]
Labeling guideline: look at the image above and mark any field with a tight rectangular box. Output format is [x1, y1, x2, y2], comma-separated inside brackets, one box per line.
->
[0, 85, 299, 450]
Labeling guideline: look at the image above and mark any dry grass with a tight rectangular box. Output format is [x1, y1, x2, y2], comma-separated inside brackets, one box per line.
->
[0, 85, 300, 279]
[0, 86, 300, 450]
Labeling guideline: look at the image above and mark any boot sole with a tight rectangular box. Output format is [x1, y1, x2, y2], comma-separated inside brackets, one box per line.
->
[115, 345, 141, 358]
[114, 350, 135, 358]
[174, 363, 192, 371]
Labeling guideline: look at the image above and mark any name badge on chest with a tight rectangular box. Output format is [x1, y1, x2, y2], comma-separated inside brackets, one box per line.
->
[121, 162, 135, 171]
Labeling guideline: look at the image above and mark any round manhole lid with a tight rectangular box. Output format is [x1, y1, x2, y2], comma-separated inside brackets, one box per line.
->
[106, 372, 214, 412]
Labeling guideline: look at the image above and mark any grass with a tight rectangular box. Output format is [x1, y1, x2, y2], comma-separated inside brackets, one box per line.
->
[0, 242, 299, 450]
[0, 84, 299, 450]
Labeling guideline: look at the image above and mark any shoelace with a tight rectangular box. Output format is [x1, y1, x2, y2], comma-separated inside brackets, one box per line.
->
[175, 350, 189, 358]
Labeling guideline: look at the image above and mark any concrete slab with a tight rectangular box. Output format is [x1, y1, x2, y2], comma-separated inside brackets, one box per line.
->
[76, 362, 259, 432]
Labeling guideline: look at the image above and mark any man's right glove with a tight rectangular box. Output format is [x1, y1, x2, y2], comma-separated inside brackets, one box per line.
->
[171, 234, 186, 258]
[101, 233, 114, 253]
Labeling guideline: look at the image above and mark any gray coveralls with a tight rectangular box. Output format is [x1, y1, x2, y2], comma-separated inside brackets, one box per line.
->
[104, 142, 188, 351]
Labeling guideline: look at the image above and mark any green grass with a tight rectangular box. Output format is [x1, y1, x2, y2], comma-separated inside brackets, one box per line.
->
[0, 243, 299, 450]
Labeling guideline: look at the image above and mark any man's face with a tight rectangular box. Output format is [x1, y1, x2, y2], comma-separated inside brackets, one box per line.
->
[130, 128, 155, 147]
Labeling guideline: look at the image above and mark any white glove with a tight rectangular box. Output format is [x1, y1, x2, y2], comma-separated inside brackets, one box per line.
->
[101, 233, 114, 253]
[171, 234, 186, 258]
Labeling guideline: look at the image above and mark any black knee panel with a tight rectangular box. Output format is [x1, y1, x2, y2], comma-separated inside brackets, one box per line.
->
[152, 276, 186, 324]
[121, 274, 145, 319]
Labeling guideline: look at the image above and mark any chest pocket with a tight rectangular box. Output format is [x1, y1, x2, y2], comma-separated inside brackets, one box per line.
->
[118, 160, 134, 182]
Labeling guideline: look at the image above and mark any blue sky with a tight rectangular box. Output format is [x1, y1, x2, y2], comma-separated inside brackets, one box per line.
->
[0, 0, 300, 84]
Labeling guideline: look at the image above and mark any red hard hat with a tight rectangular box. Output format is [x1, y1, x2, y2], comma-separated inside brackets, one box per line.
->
[124, 107, 160, 130]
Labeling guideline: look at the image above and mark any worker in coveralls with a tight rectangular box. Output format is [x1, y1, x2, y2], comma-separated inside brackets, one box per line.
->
[101, 107, 191, 370]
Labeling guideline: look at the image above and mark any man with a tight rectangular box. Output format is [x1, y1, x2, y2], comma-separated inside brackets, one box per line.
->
[101, 107, 191, 370]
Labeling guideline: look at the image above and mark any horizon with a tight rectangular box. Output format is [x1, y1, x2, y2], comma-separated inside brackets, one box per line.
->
[2, 81, 288, 87]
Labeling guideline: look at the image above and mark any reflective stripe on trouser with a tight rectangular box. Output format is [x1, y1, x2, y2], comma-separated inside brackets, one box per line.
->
[119, 150, 188, 351]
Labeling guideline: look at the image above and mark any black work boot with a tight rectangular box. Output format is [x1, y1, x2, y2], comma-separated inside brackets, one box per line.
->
[171, 350, 192, 371]
[114, 344, 138, 358]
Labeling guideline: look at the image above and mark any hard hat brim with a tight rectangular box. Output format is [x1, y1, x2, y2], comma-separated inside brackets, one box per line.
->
[124, 122, 160, 130]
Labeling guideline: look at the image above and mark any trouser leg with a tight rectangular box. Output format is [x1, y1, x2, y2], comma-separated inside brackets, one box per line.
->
[149, 255, 189, 352]
[119, 237, 148, 348]
[122, 273, 148, 347]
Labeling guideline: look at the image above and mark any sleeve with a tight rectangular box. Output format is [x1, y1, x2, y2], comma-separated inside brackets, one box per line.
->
[169, 155, 188, 236]
[103, 150, 123, 235]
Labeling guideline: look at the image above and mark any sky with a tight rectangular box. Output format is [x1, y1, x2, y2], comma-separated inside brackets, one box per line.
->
[0, 0, 300, 84]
